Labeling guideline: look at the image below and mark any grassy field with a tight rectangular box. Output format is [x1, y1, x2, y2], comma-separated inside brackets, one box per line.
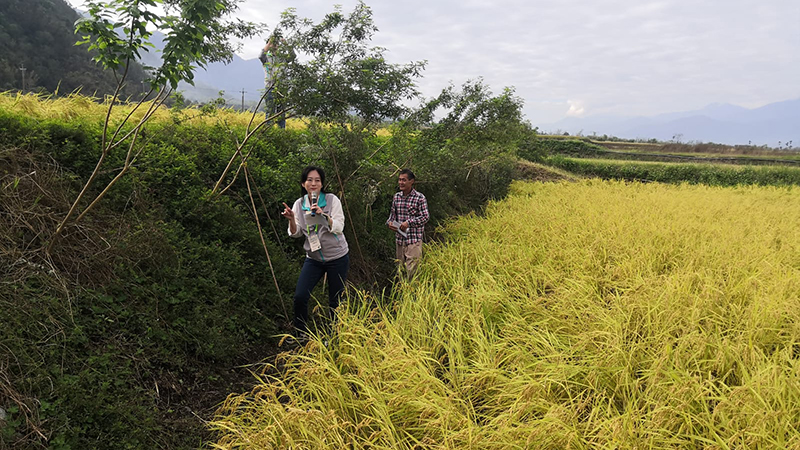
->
[211, 179, 800, 449]
[1, 90, 522, 449]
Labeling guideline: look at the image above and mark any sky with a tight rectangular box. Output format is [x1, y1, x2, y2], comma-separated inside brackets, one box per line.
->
[73, 0, 800, 127]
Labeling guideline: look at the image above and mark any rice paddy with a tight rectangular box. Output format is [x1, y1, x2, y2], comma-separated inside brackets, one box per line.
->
[210, 179, 800, 449]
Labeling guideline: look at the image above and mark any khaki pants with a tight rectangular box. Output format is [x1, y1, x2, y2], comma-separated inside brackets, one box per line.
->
[396, 241, 422, 280]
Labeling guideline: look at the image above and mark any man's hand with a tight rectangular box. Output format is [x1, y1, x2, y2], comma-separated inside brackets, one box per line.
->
[400, 221, 409, 231]
[387, 222, 398, 231]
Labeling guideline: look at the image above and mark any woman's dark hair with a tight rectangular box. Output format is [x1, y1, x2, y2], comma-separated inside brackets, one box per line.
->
[300, 165, 326, 197]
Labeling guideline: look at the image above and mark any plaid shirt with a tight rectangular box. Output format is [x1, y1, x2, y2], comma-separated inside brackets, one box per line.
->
[387, 189, 429, 245]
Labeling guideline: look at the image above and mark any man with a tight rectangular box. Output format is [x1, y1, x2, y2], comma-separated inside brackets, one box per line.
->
[258, 36, 286, 129]
[386, 169, 429, 280]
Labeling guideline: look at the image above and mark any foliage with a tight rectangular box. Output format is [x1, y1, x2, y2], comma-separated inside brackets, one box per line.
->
[212, 179, 800, 449]
[46, 0, 263, 251]
[523, 137, 605, 159]
[539, 134, 800, 157]
[75, 0, 260, 89]
[526, 138, 800, 167]
[546, 156, 800, 186]
[0, 110, 294, 449]
[1, 3, 525, 449]
[272, 1, 426, 124]
[404, 79, 534, 218]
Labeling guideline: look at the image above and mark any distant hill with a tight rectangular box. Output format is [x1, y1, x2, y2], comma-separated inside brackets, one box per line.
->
[540, 99, 800, 147]
[0, 0, 266, 106]
[0, 0, 146, 97]
[137, 30, 266, 106]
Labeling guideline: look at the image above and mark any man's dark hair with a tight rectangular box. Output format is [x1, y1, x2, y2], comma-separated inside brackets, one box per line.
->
[300, 165, 326, 196]
[399, 168, 415, 180]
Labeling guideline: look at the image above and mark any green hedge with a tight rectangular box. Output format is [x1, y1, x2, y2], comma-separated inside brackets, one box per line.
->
[1, 124, 294, 449]
[525, 137, 800, 167]
[545, 156, 800, 186]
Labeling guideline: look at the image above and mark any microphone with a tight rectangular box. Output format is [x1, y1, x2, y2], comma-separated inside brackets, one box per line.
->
[310, 191, 318, 216]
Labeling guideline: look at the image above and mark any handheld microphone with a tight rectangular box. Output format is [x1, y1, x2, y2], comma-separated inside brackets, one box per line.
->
[310, 191, 318, 216]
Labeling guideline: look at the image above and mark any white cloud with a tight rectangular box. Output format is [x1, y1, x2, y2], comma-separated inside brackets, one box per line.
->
[566, 100, 586, 117]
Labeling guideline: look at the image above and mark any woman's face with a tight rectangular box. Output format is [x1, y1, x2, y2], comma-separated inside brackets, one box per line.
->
[302, 170, 322, 195]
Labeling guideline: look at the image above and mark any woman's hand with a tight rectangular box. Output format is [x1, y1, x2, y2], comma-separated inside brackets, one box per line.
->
[281, 202, 294, 220]
[282, 202, 297, 235]
[311, 205, 333, 227]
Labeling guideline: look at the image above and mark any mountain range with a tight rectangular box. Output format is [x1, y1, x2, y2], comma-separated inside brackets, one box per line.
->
[136, 30, 265, 107]
[177, 43, 799, 147]
[538, 99, 800, 147]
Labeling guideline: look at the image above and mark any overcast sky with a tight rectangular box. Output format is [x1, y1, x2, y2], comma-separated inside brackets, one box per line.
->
[229, 0, 799, 126]
[73, 0, 800, 126]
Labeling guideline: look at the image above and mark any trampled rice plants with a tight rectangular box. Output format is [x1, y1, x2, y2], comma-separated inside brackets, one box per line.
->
[212, 180, 800, 449]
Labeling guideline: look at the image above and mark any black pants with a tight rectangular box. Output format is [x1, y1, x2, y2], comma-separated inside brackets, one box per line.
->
[293, 253, 349, 332]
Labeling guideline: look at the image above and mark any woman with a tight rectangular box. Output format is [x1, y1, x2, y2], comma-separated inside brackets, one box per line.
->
[281, 166, 349, 336]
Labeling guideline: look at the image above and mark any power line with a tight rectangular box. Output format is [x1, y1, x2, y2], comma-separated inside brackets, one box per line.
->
[240, 89, 246, 111]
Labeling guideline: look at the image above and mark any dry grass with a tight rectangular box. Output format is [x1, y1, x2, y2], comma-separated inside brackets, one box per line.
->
[211, 179, 800, 449]
[0, 92, 385, 133]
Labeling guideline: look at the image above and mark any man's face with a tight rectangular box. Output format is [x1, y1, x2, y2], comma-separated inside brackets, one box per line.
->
[398, 174, 413, 192]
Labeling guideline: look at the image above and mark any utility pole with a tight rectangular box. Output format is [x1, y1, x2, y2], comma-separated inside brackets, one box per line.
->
[19, 65, 26, 92]
[240, 89, 246, 111]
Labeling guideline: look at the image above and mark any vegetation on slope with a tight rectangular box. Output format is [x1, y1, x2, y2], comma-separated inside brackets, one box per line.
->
[0, 83, 530, 449]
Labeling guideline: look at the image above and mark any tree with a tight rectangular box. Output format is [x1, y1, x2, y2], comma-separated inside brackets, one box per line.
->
[404, 79, 531, 214]
[47, 0, 261, 252]
[211, 1, 426, 194]
[205, 2, 426, 281]
[277, 2, 425, 122]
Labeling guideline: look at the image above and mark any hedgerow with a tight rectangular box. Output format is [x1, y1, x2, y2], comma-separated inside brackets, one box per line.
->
[545, 156, 800, 186]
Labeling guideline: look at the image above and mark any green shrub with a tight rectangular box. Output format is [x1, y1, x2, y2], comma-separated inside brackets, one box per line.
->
[546, 156, 800, 186]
